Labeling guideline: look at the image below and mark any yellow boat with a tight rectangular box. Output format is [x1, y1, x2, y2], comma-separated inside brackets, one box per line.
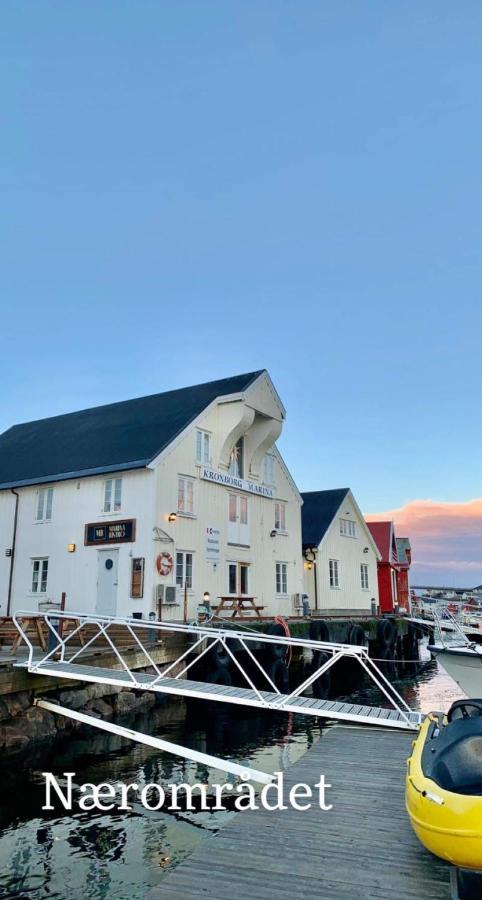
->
[406, 699, 482, 870]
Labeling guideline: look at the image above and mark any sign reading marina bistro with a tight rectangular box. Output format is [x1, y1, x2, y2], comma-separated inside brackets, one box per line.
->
[84, 519, 136, 546]
[201, 467, 274, 498]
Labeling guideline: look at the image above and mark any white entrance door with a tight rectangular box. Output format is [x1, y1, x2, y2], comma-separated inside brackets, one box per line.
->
[96, 549, 119, 616]
[227, 494, 249, 546]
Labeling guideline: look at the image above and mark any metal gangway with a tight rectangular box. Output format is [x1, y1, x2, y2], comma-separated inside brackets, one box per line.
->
[13, 610, 422, 732]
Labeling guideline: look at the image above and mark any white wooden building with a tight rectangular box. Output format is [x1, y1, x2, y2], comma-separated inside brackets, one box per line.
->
[301, 488, 380, 615]
[0, 370, 304, 620]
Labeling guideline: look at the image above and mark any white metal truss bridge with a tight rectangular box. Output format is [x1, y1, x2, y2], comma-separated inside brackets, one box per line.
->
[13, 610, 422, 733]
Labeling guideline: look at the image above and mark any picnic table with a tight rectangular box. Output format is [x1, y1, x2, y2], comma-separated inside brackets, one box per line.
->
[213, 596, 264, 619]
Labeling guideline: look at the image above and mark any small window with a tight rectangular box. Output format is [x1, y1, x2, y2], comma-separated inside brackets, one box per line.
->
[36, 488, 53, 522]
[32, 558, 49, 593]
[177, 476, 194, 515]
[329, 559, 339, 588]
[196, 430, 211, 465]
[176, 552, 193, 589]
[131, 558, 145, 598]
[104, 478, 122, 513]
[228, 437, 244, 478]
[360, 563, 369, 590]
[276, 562, 288, 595]
[275, 501, 286, 531]
[340, 518, 356, 538]
[262, 454, 275, 485]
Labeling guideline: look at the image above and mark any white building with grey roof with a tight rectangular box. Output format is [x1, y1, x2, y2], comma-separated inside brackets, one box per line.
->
[0, 370, 304, 620]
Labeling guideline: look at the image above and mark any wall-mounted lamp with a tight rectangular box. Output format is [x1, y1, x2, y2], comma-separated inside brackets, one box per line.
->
[304, 560, 313, 571]
[270, 529, 277, 538]
[168, 512, 177, 523]
[5, 549, 12, 558]
[363, 547, 369, 554]
[304, 549, 316, 563]
[203, 591, 211, 604]
[67, 543, 76, 553]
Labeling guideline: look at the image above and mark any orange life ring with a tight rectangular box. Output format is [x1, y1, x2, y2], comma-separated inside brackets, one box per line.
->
[156, 552, 173, 576]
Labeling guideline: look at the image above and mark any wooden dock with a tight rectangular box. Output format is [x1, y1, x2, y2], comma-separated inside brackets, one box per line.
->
[154, 725, 451, 899]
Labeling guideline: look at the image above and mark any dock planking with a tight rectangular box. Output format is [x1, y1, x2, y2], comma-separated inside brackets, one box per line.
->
[154, 725, 451, 900]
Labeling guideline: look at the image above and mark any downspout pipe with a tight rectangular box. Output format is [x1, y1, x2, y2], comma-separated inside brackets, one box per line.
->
[7, 489, 19, 617]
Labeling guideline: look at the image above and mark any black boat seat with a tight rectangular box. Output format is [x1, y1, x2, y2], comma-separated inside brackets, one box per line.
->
[423, 716, 482, 794]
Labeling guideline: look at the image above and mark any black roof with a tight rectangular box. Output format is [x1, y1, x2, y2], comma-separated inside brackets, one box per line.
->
[301, 488, 350, 547]
[0, 370, 264, 489]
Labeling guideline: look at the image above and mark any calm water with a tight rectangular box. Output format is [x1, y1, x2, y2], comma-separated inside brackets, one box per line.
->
[0, 641, 465, 900]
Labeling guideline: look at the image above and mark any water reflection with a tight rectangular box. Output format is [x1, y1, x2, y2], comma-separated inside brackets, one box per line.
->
[0, 642, 466, 899]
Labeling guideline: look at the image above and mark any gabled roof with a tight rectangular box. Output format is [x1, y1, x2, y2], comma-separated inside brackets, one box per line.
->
[0, 370, 265, 489]
[366, 521, 398, 565]
[301, 488, 350, 548]
[396, 537, 411, 567]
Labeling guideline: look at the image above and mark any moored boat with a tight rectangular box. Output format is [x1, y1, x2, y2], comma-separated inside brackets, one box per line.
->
[428, 640, 482, 698]
[406, 699, 482, 870]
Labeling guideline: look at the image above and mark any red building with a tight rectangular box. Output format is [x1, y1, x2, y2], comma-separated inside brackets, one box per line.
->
[366, 521, 399, 614]
[395, 537, 412, 613]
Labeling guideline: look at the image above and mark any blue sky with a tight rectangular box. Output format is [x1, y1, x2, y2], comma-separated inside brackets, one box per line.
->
[1, 2, 482, 533]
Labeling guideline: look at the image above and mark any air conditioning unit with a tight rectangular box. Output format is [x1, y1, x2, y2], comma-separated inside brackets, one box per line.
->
[164, 585, 178, 605]
[292, 592, 304, 611]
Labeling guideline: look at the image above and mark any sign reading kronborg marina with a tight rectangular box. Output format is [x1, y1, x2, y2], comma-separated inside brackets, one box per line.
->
[201, 467, 274, 498]
[84, 519, 136, 546]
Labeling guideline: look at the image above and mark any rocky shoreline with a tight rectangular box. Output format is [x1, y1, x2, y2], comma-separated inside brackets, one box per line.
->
[0, 680, 162, 757]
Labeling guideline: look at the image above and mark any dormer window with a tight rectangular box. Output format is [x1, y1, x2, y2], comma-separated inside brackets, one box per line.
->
[228, 437, 244, 478]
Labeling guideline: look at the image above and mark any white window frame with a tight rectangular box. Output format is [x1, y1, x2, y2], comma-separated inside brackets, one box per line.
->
[176, 551, 193, 590]
[103, 477, 122, 513]
[274, 500, 287, 532]
[195, 429, 211, 465]
[340, 518, 356, 538]
[31, 558, 49, 594]
[275, 561, 288, 595]
[329, 558, 340, 589]
[227, 560, 250, 596]
[360, 563, 369, 591]
[36, 487, 53, 522]
[177, 476, 195, 516]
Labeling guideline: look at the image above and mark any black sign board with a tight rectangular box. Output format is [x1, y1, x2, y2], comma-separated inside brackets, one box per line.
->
[84, 519, 136, 546]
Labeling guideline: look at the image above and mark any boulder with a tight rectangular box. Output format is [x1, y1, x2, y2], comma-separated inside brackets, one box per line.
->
[115, 691, 137, 714]
[83, 698, 114, 719]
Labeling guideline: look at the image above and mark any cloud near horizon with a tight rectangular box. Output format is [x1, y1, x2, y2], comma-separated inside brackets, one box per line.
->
[366, 499, 482, 587]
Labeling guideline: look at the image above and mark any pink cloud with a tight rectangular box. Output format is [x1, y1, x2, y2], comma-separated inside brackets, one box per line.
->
[366, 499, 482, 587]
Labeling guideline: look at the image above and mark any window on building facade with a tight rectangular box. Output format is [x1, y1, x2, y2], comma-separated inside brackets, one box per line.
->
[177, 476, 194, 515]
[31, 558, 49, 593]
[36, 488, 53, 522]
[228, 437, 244, 478]
[274, 501, 286, 531]
[176, 552, 193, 589]
[275, 562, 288, 595]
[195, 429, 211, 465]
[131, 558, 145, 598]
[340, 518, 356, 538]
[228, 561, 249, 595]
[360, 563, 369, 590]
[104, 478, 122, 513]
[329, 558, 340, 588]
[262, 453, 275, 485]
